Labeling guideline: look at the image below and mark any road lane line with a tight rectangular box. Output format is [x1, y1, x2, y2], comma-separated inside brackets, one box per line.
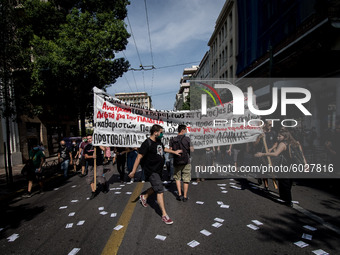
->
[101, 182, 144, 255]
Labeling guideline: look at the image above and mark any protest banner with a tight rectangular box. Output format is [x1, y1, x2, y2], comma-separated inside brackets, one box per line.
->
[92, 87, 262, 148]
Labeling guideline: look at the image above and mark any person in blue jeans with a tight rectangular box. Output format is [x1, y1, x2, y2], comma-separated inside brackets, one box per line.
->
[58, 140, 72, 178]
[126, 147, 138, 183]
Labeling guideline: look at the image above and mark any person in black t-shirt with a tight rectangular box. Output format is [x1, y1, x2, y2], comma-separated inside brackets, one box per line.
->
[84, 136, 109, 200]
[128, 124, 182, 225]
[58, 140, 72, 178]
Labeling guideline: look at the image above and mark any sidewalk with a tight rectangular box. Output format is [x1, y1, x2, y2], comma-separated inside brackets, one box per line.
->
[0, 156, 61, 204]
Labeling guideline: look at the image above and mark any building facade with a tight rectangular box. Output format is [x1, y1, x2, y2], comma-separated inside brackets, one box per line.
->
[174, 66, 198, 110]
[115, 92, 152, 109]
[208, 0, 238, 79]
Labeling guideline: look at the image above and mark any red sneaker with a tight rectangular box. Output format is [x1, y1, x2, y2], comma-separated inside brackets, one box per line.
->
[162, 215, 173, 225]
[139, 194, 147, 207]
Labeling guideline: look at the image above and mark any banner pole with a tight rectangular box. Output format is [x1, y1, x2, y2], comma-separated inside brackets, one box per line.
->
[94, 147, 97, 191]
[262, 136, 278, 189]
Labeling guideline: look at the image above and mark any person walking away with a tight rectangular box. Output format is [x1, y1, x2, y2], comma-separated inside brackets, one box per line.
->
[58, 140, 72, 178]
[84, 136, 109, 200]
[128, 124, 182, 224]
[71, 140, 79, 173]
[169, 124, 194, 202]
[22, 145, 45, 197]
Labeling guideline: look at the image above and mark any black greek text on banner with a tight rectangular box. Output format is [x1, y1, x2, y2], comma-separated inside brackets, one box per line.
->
[92, 87, 262, 148]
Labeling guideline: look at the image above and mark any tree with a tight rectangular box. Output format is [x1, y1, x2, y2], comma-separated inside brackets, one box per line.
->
[13, 0, 130, 135]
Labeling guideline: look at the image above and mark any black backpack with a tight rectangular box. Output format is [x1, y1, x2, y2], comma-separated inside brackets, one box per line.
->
[171, 135, 190, 165]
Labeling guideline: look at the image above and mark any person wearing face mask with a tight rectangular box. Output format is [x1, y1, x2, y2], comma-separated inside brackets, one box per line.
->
[71, 140, 79, 173]
[128, 124, 182, 224]
[169, 124, 194, 202]
[58, 140, 72, 178]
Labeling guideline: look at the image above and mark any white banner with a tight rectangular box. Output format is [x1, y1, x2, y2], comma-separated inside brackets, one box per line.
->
[92, 87, 262, 148]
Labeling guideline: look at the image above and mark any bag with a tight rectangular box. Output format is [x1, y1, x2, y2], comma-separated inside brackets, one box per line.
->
[171, 136, 189, 165]
[288, 143, 306, 165]
[21, 149, 38, 176]
[21, 159, 34, 176]
[140, 138, 152, 168]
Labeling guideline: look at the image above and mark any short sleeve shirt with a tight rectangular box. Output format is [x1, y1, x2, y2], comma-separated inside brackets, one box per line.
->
[139, 138, 165, 176]
[29, 149, 45, 169]
[58, 146, 71, 161]
[84, 144, 104, 166]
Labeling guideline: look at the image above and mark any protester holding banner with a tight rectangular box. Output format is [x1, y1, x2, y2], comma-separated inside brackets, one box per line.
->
[84, 136, 109, 200]
[255, 130, 303, 206]
[128, 124, 182, 225]
[169, 124, 194, 202]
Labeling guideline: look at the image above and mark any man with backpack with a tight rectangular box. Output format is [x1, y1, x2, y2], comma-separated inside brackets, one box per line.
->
[128, 124, 182, 224]
[169, 124, 194, 202]
[22, 145, 45, 198]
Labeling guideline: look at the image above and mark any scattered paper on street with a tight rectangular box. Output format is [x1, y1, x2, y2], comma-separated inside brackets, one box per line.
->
[247, 224, 259, 230]
[312, 249, 329, 255]
[303, 225, 317, 231]
[114, 225, 124, 231]
[66, 223, 73, 229]
[7, 234, 19, 242]
[200, 229, 212, 236]
[302, 233, 312, 240]
[294, 241, 309, 248]
[155, 235, 167, 241]
[187, 240, 200, 248]
[212, 222, 223, 228]
[252, 220, 263, 226]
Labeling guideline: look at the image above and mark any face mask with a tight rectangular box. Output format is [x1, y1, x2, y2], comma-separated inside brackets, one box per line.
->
[157, 132, 163, 139]
[72, 142, 76, 145]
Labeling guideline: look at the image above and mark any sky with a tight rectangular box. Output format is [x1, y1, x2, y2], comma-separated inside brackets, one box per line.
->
[107, 0, 226, 110]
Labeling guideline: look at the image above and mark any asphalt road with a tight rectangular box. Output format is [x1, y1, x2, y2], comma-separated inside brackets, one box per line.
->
[1, 165, 339, 255]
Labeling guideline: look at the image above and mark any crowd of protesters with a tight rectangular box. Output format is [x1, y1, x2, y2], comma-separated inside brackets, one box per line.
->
[21, 118, 340, 224]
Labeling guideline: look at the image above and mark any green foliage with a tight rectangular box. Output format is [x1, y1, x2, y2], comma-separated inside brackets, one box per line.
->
[6, 0, 130, 125]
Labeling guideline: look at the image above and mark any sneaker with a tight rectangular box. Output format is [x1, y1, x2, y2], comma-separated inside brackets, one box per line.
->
[22, 192, 32, 198]
[176, 195, 183, 201]
[142, 180, 145, 183]
[90, 192, 97, 200]
[162, 215, 173, 225]
[139, 194, 147, 207]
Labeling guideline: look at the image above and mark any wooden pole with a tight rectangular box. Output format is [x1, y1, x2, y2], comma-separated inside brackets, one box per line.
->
[94, 147, 97, 191]
[262, 136, 278, 189]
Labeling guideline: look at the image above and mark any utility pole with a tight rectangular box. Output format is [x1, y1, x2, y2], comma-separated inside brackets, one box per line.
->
[1, 0, 14, 185]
